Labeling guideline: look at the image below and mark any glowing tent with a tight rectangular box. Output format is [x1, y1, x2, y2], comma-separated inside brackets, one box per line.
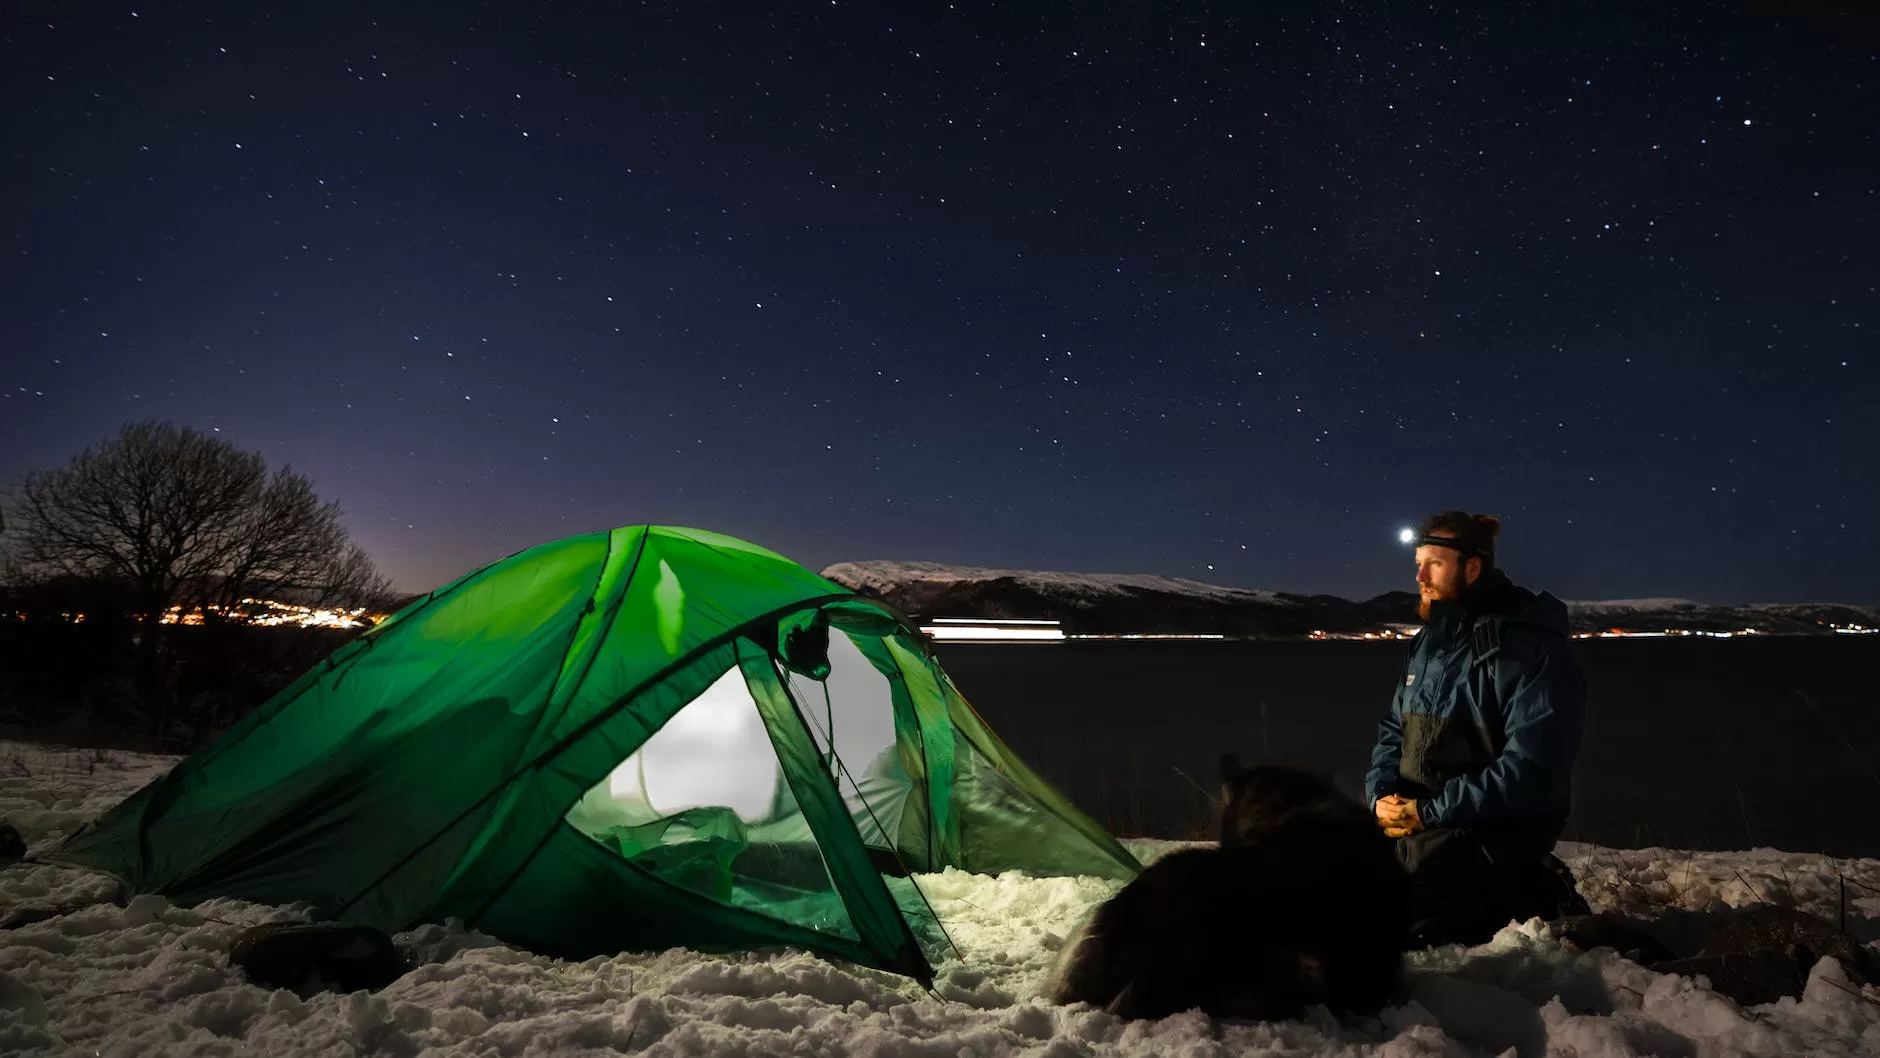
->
[50, 526, 1138, 983]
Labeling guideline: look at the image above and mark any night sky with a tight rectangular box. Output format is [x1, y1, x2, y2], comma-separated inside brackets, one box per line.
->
[7, 3, 1877, 604]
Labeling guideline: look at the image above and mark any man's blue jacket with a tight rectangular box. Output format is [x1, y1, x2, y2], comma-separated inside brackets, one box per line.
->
[1364, 569, 1586, 839]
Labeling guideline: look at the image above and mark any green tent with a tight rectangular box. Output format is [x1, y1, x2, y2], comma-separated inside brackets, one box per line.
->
[50, 525, 1138, 984]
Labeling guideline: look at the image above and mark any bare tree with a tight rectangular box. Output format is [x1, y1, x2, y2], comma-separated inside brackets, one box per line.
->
[5, 421, 389, 630]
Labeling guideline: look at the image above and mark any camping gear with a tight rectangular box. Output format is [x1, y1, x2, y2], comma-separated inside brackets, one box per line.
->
[49, 525, 1138, 984]
[228, 921, 406, 995]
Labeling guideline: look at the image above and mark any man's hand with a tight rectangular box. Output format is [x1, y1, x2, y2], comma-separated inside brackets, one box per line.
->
[1374, 794, 1423, 839]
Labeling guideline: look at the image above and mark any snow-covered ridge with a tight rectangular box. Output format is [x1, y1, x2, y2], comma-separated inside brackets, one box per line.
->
[822, 561, 1880, 636]
[1567, 597, 1880, 630]
[819, 560, 1331, 637]
[1565, 598, 1711, 613]
[821, 560, 1294, 606]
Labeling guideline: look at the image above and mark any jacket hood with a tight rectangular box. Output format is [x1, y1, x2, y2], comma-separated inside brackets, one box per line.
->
[1511, 590, 1571, 638]
[1465, 568, 1570, 638]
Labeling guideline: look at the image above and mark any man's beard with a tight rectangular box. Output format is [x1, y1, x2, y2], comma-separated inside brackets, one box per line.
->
[1417, 584, 1461, 621]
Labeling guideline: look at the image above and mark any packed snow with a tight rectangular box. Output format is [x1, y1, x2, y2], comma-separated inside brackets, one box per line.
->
[4, 740, 1879, 1056]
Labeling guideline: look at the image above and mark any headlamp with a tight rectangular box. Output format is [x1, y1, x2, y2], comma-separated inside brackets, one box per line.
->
[1404, 532, 1484, 558]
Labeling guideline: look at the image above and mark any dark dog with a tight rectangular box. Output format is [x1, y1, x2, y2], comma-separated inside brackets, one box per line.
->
[1045, 757, 1410, 1021]
[1217, 756, 1370, 846]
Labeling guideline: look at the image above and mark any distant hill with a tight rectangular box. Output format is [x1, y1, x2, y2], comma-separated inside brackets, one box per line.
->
[819, 561, 1880, 639]
[1565, 598, 1880, 636]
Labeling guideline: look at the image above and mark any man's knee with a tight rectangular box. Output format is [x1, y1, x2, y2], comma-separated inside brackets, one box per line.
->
[1393, 826, 1488, 875]
[1400, 852, 1588, 948]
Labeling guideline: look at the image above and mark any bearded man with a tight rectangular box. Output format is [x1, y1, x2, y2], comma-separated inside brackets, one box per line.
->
[1364, 510, 1591, 947]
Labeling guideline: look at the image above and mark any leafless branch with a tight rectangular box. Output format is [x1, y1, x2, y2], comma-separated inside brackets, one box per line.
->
[4, 421, 385, 625]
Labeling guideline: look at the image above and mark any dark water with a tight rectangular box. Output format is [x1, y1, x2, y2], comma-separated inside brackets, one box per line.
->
[934, 636, 1880, 857]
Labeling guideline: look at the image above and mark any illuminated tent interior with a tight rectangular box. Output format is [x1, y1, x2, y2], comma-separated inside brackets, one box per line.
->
[48, 525, 1140, 984]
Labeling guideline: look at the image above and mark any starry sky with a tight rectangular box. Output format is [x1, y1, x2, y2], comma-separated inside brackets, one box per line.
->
[7, 3, 1877, 604]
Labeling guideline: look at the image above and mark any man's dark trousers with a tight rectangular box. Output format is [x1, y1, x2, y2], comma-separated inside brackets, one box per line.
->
[1395, 825, 1590, 948]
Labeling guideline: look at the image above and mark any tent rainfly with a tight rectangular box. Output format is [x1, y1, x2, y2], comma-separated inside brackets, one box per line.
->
[50, 525, 1140, 983]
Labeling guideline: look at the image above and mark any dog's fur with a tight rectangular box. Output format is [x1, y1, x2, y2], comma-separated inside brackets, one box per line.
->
[1045, 757, 1410, 1021]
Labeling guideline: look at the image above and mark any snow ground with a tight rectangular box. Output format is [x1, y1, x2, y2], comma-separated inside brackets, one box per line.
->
[3, 740, 1878, 1057]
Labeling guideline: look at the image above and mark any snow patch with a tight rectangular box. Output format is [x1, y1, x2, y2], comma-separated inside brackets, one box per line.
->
[2, 742, 1878, 1056]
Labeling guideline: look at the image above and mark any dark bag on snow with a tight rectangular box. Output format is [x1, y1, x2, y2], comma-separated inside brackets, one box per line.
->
[0, 822, 25, 861]
[228, 921, 407, 995]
